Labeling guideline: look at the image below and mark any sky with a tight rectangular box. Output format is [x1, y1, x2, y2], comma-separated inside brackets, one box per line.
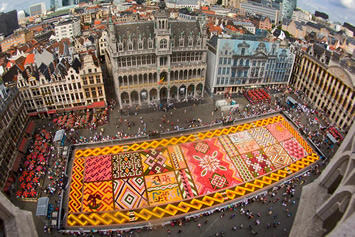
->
[0, 0, 354, 26]
[298, 0, 355, 25]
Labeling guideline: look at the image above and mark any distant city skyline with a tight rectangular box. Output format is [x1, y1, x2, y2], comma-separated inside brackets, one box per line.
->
[298, 0, 355, 25]
[0, 0, 354, 25]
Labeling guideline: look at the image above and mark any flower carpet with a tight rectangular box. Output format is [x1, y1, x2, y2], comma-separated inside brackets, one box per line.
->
[66, 115, 319, 228]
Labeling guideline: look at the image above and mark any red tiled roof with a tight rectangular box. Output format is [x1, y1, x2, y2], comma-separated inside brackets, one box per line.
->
[207, 23, 222, 34]
[226, 25, 237, 31]
[82, 25, 90, 31]
[25, 47, 34, 53]
[203, 10, 215, 15]
[6, 61, 14, 68]
[95, 25, 106, 30]
[24, 53, 35, 65]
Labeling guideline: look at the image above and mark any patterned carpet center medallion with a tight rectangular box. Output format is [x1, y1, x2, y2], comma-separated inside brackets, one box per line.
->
[66, 115, 319, 228]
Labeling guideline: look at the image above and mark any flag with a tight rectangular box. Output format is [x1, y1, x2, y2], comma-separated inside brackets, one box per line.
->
[158, 77, 165, 85]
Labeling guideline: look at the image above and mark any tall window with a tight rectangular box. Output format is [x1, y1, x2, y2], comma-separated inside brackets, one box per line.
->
[196, 38, 201, 46]
[98, 87, 103, 96]
[85, 88, 90, 97]
[96, 75, 101, 83]
[160, 39, 167, 49]
[89, 76, 94, 84]
[91, 88, 97, 97]
[188, 37, 193, 46]
[179, 38, 184, 47]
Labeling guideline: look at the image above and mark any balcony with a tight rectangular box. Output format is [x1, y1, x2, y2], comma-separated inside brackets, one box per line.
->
[120, 65, 157, 74]
[116, 49, 155, 57]
[118, 77, 205, 90]
[170, 62, 206, 70]
[172, 46, 207, 52]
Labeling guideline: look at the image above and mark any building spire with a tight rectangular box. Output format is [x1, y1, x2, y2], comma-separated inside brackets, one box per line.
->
[158, 0, 166, 11]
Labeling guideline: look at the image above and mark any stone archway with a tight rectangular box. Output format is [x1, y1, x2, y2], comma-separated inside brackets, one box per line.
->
[131, 91, 139, 105]
[160, 71, 168, 84]
[179, 85, 186, 100]
[187, 84, 194, 97]
[150, 88, 158, 102]
[170, 86, 177, 99]
[121, 92, 129, 106]
[159, 87, 168, 102]
[140, 89, 148, 104]
[196, 83, 203, 96]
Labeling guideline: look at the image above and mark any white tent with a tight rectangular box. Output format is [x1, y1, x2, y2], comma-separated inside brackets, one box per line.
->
[53, 129, 65, 143]
[36, 197, 49, 216]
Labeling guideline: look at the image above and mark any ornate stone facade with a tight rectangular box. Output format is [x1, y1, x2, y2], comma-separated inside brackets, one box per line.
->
[0, 86, 28, 189]
[0, 192, 37, 237]
[206, 37, 295, 94]
[106, 0, 208, 108]
[290, 120, 355, 237]
[290, 44, 354, 131]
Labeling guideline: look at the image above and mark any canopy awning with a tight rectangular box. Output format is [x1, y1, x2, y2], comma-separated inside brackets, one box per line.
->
[287, 96, 298, 105]
[47, 110, 56, 115]
[327, 133, 338, 143]
[25, 121, 36, 135]
[36, 197, 49, 216]
[11, 152, 24, 172]
[53, 129, 65, 142]
[87, 101, 105, 109]
[18, 137, 30, 153]
[28, 112, 38, 117]
[72, 106, 87, 111]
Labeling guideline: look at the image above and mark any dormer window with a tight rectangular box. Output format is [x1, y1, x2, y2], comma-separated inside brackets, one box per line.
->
[118, 43, 123, 51]
[196, 38, 201, 47]
[148, 39, 153, 49]
[138, 41, 143, 50]
[128, 42, 133, 51]
[160, 39, 167, 49]
[179, 37, 184, 47]
[188, 36, 193, 47]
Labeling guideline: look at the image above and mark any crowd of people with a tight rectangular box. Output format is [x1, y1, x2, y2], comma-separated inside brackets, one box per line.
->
[11, 84, 344, 236]
[55, 86, 343, 159]
[14, 129, 53, 199]
[60, 162, 325, 236]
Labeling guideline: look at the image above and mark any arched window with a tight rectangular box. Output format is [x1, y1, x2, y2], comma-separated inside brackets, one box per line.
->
[245, 59, 249, 66]
[196, 37, 201, 46]
[188, 37, 193, 46]
[239, 59, 244, 66]
[148, 40, 153, 49]
[171, 39, 175, 47]
[138, 41, 143, 50]
[179, 37, 184, 47]
[160, 39, 167, 49]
